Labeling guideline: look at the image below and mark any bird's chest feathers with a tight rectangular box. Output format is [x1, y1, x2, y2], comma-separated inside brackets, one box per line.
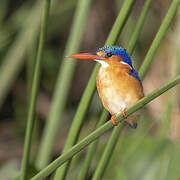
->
[96, 66, 132, 114]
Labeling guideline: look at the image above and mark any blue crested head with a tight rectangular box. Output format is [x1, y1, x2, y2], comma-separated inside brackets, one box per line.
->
[97, 46, 141, 82]
[97, 45, 132, 67]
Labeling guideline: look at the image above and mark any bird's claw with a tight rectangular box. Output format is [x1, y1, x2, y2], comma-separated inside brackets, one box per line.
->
[121, 108, 127, 119]
[110, 115, 117, 126]
[110, 109, 127, 126]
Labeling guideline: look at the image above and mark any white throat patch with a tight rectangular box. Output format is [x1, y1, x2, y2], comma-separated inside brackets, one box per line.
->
[120, 61, 132, 69]
[95, 60, 109, 68]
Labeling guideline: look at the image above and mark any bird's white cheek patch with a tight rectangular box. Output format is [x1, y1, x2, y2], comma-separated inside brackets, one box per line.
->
[95, 60, 109, 68]
[120, 61, 132, 69]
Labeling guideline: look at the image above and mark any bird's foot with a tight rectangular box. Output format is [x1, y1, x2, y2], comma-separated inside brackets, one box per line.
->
[110, 114, 117, 126]
[121, 108, 127, 119]
[110, 109, 127, 126]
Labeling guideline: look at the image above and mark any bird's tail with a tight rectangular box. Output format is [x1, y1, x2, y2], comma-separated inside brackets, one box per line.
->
[126, 112, 140, 129]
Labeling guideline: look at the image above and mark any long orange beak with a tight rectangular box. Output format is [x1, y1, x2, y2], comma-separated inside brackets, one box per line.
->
[68, 53, 100, 60]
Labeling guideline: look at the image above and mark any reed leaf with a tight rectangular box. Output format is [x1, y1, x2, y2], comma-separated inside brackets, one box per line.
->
[20, 0, 51, 179]
[31, 75, 180, 180]
[92, 0, 179, 178]
[78, 0, 152, 179]
[0, 0, 74, 109]
[77, 110, 108, 180]
[36, 0, 92, 170]
[0, 0, 44, 108]
[54, 0, 135, 179]
[139, 0, 180, 79]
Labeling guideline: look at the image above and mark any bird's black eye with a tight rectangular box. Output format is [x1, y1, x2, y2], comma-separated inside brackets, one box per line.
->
[105, 52, 112, 58]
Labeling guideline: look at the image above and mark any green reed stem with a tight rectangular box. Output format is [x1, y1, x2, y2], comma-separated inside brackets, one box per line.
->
[159, 44, 179, 137]
[92, 1, 152, 179]
[31, 75, 180, 180]
[77, 0, 152, 178]
[77, 110, 108, 180]
[0, 0, 44, 108]
[106, 0, 135, 45]
[127, 0, 152, 54]
[92, 125, 125, 180]
[139, 0, 180, 79]
[92, 0, 180, 178]
[20, 0, 51, 180]
[0, 0, 74, 109]
[36, 0, 92, 170]
[54, 1, 135, 179]
[157, 62, 177, 180]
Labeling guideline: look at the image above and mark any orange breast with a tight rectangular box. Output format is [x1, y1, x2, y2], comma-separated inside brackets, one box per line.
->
[96, 63, 144, 115]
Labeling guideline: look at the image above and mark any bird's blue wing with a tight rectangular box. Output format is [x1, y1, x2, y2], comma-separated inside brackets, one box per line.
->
[129, 68, 141, 82]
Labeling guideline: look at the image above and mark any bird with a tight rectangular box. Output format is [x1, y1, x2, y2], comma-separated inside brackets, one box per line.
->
[68, 45, 144, 128]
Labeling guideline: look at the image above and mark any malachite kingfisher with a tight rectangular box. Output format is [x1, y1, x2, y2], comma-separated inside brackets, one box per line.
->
[68, 46, 144, 128]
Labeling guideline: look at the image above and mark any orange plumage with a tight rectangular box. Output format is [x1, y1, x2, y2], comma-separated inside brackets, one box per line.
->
[96, 61, 144, 114]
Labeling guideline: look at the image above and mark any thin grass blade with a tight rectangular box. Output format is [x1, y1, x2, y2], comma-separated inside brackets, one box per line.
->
[78, 0, 152, 179]
[0, 0, 44, 108]
[20, 0, 51, 179]
[36, 0, 93, 170]
[139, 0, 180, 79]
[54, 0, 135, 179]
[31, 75, 180, 180]
[92, 0, 153, 178]
[77, 110, 108, 180]
[92, 0, 179, 178]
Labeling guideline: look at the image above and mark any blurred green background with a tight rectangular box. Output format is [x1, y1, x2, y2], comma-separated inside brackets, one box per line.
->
[0, 0, 179, 179]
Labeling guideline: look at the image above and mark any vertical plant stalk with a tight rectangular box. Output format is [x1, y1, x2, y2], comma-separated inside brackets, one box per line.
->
[92, 0, 152, 178]
[36, 0, 92, 170]
[77, 0, 151, 177]
[0, 0, 44, 109]
[20, 0, 51, 179]
[0, 0, 75, 108]
[159, 46, 179, 136]
[158, 52, 178, 179]
[92, 0, 179, 179]
[26, 47, 39, 164]
[77, 110, 108, 180]
[127, 0, 152, 54]
[92, 124, 124, 180]
[139, 0, 180, 79]
[31, 75, 180, 180]
[54, 0, 135, 179]
[105, 0, 135, 45]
